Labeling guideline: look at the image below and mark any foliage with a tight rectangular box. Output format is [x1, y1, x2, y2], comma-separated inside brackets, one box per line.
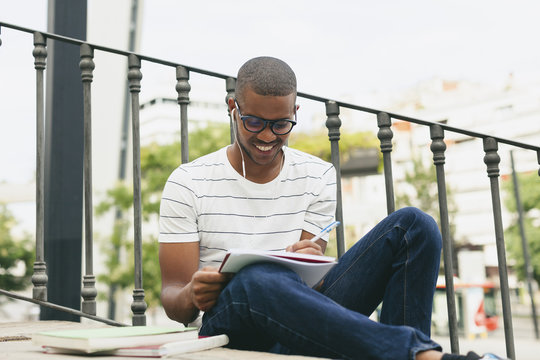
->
[0, 204, 34, 291]
[289, 130, 380, 163]
[96, 222, 161, 308]
[96, 123, 230, 309]
[502, 171, 540, 285]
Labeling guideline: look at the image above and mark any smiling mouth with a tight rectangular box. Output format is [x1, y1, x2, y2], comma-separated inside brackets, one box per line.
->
[255, 144, 274, 152]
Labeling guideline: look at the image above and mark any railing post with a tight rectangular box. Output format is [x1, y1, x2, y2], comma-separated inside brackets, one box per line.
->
[537, 150, 540, 176]
[225, 77, 236, 144]
[430, 125, 460, 353]
[79, 43, 97, 315]
[510, 151, 539, 339]
[483, 137, 515, 360]
[325, 101, 345, 258]
[377, 112, 395, 214]
[128, 54, 147, 326]
[31, 31, 48, 302]
[176, 66, 190, 164]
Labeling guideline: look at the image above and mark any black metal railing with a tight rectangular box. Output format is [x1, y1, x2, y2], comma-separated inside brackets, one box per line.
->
[1, 22, 539, 360]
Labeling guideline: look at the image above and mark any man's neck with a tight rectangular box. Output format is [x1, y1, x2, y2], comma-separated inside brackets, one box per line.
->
[226, 145, 284, 184]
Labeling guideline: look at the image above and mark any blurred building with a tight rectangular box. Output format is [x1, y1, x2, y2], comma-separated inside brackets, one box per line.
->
[388, 75, 540, 279]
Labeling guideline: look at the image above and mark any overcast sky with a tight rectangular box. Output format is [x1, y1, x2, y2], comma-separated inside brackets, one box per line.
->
[141, 0, 540, 100]
[3, 1, 540, 94]
[1, 0, 540, 185]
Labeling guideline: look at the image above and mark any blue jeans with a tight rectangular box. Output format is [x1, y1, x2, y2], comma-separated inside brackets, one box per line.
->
[200, 207, 443, 360]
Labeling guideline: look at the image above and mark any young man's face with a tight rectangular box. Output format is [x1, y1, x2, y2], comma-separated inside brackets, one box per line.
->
[234, 88, 296, 167]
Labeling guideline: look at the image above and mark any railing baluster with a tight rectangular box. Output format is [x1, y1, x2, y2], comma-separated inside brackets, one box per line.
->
[31, 31, 48, 302]
[226, 77, 236, 144]
[430, 125, 459, 353]
[176, 66, 190, 164]
[377, 112, 395, 214]
[79, 43, 97, 315]
[537, 150, 540, 176]
[483, 137, 515, 360]
[128, 54, 147, 326]
[325, 101, 345, 257]
[510, 150, 539, 339]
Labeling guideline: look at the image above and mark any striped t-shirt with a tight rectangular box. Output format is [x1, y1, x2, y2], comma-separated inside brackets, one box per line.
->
[158, 146, 337, 268]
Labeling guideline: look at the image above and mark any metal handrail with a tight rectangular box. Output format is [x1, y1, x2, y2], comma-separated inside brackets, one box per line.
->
[0, 289, 127, 326]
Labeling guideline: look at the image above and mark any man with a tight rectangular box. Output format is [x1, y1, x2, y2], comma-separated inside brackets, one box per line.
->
[158, 57, 506, 360]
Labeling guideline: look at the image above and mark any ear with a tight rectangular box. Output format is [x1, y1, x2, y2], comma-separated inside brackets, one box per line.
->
[227, 97, 236, 114]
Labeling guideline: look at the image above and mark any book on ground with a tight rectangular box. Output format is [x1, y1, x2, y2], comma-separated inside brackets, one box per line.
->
[32, 325, 198, 354]
[219, 248, 337, 287]
[42, 334, 230, 358]
[111, 334, 228, 357]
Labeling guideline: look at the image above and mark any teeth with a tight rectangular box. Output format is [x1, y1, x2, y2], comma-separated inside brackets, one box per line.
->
[255, 145, 273, 151]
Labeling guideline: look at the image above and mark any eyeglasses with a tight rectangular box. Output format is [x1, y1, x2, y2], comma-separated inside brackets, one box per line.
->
[234, 100, 297, 135]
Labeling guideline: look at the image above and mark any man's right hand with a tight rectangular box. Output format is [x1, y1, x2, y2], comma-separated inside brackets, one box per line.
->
[189, 267, 232, 312]
[160, 242, 226, 324]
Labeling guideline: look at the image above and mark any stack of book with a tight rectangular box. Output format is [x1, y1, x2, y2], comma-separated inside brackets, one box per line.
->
[32, 326, 229, 357]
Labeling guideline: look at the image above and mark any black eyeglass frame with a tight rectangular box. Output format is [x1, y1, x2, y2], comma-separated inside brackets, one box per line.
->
[234, 100, 297, 135]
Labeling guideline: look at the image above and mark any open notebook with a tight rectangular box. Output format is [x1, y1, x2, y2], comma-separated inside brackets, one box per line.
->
[219, 248, 337, 287]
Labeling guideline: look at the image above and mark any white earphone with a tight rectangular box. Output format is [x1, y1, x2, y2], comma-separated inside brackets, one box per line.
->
[231, 108, 238, 138]
[230, 107, 246, 178]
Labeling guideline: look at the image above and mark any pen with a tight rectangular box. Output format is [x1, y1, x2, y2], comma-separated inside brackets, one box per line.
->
[309, 221, 340, 242]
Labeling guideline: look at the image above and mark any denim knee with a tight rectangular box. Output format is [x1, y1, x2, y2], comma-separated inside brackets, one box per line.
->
[393, 206, 432, 225]
[394, 207, 442, 255]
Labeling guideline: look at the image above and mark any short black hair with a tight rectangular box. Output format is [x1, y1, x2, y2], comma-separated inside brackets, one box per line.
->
[235, 56, 297, 104]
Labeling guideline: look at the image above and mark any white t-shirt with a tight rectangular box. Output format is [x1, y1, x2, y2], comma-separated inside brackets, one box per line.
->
[159, 146, 337, 268]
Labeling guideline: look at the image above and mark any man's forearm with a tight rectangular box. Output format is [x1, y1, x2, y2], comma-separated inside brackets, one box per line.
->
[161, 282, 200, 325]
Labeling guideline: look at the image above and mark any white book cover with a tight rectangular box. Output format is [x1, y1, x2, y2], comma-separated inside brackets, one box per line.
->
[44, 334, 230, 357]
[33, 326, 198, 353]
[113, 334, 230, 357]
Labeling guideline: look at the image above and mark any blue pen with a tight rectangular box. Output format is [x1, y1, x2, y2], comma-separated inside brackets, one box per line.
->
[309, 221, 340, 242]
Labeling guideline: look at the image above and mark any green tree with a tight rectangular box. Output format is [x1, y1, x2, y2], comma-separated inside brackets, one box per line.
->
[0, 203, 34, 291]
[289, 130, 380, 163]
[502, 171, 540, 285]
